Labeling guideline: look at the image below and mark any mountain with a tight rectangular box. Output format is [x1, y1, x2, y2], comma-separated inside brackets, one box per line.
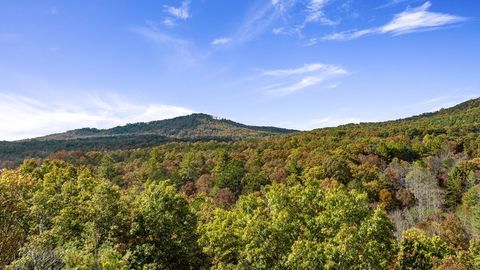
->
[36, 113, 296, 141]
[0, 113, 297, 165]
[1, 98, 480, 167]
[295, 97, 479, 138]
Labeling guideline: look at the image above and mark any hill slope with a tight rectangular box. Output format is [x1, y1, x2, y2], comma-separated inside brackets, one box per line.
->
[0, 113, 297, 165]
[1, 98, 480, 166]
[311, 97, 480, 138]
[36, 113, 296, 141]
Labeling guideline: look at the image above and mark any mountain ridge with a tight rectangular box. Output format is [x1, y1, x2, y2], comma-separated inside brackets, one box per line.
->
[32, 113, 297, 141]
[1, 97, 480, 167]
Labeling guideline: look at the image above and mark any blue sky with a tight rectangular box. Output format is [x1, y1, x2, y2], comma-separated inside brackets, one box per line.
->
[0, 0, 479, 140]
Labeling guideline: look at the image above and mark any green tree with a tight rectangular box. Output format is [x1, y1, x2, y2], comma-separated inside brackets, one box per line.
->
[199, 180, 396, 269]
[445, 167, 466, 209]
[97, 154, 117, 181]
[396, 228, 451, 270]
[0, 170, 35, 268]
[146, 148, 166, 180]
[178, 151, 204, 182]
[128, 181, 207, 269]
[214, 159, 245, 194]
[321, 154, 352, 184]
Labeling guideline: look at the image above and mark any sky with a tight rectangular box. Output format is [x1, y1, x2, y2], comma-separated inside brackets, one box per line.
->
[0, 0, 479, 140]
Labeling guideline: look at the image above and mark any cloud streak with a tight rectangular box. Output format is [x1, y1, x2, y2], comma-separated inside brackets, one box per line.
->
[211, 37, 232, 46]
[282, 116, 362, 130]
[222, 0, 335, 45]
[304, 0, 336, 25]
[260, 63, 348, 96]
[0, 93, 194, 141]
[164, 0, 191, 20]
[402, 93, 479, 112]
[320, 2, 466, 41]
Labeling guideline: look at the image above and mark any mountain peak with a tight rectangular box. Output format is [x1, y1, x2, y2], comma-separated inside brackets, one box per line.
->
[35, 113, 297, 141]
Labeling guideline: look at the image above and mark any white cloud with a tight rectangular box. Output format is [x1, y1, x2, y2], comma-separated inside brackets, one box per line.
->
[0, 93, 195, 141]
[321, 29, 374, 41]
[272, 27, 302, 37]
[380, 2, 465, 35]
[164, 0, 191, 20]
[378, 0, 411, 9]
[211, 37, 232, 46]
[162, 18, 176, 27]
[235, 0, 298, 43]
[260, 63, 348, 96]
[305, 0, 336, 25]
[262, 63, 334, 76]
[272, 27, 284, 35]
[229, 0, 333, 44]
[402, 94, 479, 112]
[320, 1, 466, 41]
[284, 116, 362, 130]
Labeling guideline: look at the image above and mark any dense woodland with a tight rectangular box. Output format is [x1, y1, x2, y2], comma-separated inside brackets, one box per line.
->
[0, 114, 295, 167]
[2, 98, 480, 269]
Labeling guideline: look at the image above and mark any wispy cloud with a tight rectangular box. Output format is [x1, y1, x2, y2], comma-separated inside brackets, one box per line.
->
[304, 0, 336, 25]
[402, 93, 479, 112]
[161, 18, 176, 27]
[0, 93, 194, 141]
[282, 116, 362, 130]
[211, 37, 232, 46]
[259, 63, 348, 96]
[164, 0, 191, 20]
[223, 0, 335, 45]
[236, 1, 289, 42]
[377, 0, 423, 9]
[270, 0, 336, 37]
[319, 2, 466, 42]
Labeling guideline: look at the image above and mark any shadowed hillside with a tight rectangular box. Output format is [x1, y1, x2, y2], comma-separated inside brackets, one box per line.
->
[0, 113, 297, 165]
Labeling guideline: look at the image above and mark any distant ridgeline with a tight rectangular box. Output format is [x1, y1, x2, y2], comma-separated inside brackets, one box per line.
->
[0, 113, 297, 167]
[1, 98, 480, 168]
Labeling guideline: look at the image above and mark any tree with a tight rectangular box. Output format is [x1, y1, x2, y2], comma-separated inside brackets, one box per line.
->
[213, 188, 236, 209]
[379, 188, 393, 209]
[396, 228, 451, 270]
[396, 188, 416, 209]
[321, 154, 352, 184]
[178, 151, 204, 182]
[146, 148, 166, 180]
[214, 159, 245, 194]
[6, 161, 130, 270]
[97, 154, 117, 181]
[195, 174, 214, 195]
[198, 180, 396, 269]
[0, 170, 35, 268]
[241, 171, 268, 195]
[446, 167, 466, 209]
[438, 214, 470, 251]
[405, 164, 444, 222]
[128, 181, 207, 269]
[461, 185, 480, 235]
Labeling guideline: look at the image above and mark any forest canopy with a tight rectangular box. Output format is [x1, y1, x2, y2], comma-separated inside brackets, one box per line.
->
[2, 98, 480, 269]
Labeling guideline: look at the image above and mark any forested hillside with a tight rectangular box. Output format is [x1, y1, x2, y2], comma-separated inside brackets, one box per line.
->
[0, 113, 296, 166]
[2, 98, 480, 269]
